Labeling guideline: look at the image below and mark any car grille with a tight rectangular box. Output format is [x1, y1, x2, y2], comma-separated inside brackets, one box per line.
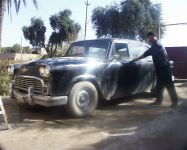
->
[14, 76, 43, 94]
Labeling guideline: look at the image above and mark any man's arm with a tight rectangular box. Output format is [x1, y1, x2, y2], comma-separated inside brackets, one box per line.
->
[131, 54, 145, 62]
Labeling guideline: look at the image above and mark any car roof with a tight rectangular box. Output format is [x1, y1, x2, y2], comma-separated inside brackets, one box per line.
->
[74, 38, 149, 46]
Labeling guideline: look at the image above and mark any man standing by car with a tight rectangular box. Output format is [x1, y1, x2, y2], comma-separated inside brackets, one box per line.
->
[131, 31, 178, 107]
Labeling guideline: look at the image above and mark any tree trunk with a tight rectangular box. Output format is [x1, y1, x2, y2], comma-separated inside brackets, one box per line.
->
[0, 1, 5, 48]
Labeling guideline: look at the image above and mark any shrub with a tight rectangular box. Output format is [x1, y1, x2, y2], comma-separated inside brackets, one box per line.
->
[0, 60, 20, 95]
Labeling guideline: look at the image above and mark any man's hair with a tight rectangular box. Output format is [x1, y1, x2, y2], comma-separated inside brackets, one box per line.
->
[147, 31, 156, 37]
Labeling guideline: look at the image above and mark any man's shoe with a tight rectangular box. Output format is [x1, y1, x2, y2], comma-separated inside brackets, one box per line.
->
[149, 101, 162, 106]
[170, 102, 178, 108]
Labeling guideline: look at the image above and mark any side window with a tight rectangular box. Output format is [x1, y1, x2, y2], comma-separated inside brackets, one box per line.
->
[114, 43, 129, 59]
[129, 43, 149, 60]
[88, 47, 106, 58]
[67, 46, 85, 56]
[139, 45, 152, 62]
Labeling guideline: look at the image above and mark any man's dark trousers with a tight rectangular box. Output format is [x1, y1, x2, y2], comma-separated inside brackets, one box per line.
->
[155, 66, 178, 103]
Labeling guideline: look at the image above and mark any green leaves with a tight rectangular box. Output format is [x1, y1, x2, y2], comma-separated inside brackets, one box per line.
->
[49, 9, 81, 43]
[22, 17, 46, 49]
[44, 9, 81, 57]
[0, 60, 18, 95]
[5, 0, 38, 14]
[92, 0, 164, 41]
[22, 9, 81, 58]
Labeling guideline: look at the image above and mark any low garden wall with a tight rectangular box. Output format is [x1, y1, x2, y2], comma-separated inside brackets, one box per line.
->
[0, 53, 40, 61]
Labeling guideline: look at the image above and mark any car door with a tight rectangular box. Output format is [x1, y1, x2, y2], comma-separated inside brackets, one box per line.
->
[110, 42, 137, 99]
[111, 42, 155, 99]
[128, 42, 155, 94]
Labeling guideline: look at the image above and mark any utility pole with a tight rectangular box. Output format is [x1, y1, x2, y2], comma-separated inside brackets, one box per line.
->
[84, 0, 90, 40]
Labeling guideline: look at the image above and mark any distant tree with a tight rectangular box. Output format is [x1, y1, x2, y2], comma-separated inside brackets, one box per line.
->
[1, 47, 11, 53]
[22, 46, 32, 54]
[0, 0, 38, 47]
[92, 0, 164, 41]
[46, 9, 81, 57]
[22, 17, 46, 49]
[12, 43, 22, 53]
[22, 9, 81, 57]
[1, 44, 22, 53]
[92, 4, 121, 38]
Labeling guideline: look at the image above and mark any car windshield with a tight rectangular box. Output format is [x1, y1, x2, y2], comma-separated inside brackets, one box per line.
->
[65, 40, 110, 59]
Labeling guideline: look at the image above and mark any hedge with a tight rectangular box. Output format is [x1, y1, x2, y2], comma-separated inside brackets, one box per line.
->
[0, 60, 20, 95]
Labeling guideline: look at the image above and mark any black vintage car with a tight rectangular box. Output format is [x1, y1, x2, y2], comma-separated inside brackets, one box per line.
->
[8, 38, 157, 117]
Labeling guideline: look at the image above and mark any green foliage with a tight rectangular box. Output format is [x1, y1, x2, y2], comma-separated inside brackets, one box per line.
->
[5, 0, 38, 14]
[92, 5, 121, 38]
[0, 60, 15, 95]
[12, 43, 22, 53]
[46, 9, 81, 57]
[49, 9, 81, 42]
[0, 60, 26, 95]
[22, 46, 33, 54]
[1, 47, 12, 53]
[91, 0, 165, 41]
[22, 9, 81, 58]
[0, 75, 9, 96]
[0, 0, 38, 47]
[1, 45, 32, 54]
[22, 17, 46, 49]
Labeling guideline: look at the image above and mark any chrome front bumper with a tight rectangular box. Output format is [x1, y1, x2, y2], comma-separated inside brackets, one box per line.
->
[9, 83, 68, 107]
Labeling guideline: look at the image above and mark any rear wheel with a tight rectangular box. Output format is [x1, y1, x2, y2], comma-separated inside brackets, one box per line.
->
[66, 81, 98, 117]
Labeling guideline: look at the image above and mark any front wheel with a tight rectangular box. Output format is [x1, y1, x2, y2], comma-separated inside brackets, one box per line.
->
[66, 81, 98, 117]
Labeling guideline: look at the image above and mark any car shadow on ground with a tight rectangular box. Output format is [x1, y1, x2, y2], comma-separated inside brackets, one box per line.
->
[1, 81, 186, 150]
[91, 98, 187, 150]
[1, 94, 186, 150]
[1, 93, 173, 133]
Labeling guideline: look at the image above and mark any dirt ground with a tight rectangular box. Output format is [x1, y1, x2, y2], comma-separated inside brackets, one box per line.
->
[0, 79, 187, 150]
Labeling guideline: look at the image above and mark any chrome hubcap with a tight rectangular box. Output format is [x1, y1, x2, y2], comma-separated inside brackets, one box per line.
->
[76, 90, 90, 108]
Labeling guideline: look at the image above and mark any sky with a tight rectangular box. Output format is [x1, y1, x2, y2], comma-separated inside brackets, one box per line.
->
[2, 0, 187, 47]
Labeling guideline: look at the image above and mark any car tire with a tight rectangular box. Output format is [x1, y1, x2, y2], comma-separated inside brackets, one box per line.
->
[66, 81, 98, 117]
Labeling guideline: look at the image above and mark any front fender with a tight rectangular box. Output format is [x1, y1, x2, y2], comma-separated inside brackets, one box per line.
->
[69, 74, 104, 98]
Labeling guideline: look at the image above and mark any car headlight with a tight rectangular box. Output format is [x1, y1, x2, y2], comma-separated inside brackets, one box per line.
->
[7, 65, 15, 74]
[44, 65, 51, 76]
[39, 66, 45, 75]
[39, 64, 51, 77]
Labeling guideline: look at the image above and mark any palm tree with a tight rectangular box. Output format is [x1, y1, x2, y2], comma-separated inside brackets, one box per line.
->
[0, 0, 38, 47]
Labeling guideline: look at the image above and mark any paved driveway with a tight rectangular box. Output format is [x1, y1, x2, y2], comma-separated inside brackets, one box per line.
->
[0, 80, 187, 150]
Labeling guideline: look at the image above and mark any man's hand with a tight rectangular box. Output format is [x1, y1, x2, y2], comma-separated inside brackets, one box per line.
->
[129, 59, 135, 63]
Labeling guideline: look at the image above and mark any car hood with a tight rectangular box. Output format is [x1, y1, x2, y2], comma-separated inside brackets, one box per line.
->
[15, 57, 107, 76]
[35, 57, 107, 67]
